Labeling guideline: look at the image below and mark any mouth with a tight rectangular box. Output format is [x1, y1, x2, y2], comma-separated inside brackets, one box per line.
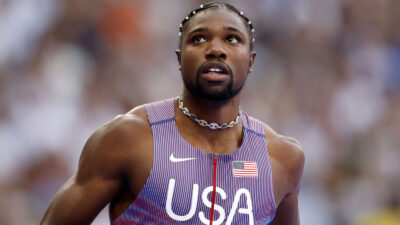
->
[199, 61, 231, 82]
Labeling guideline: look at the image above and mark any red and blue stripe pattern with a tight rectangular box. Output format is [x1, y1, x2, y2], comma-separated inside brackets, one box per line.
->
[112, 98, 276, 224]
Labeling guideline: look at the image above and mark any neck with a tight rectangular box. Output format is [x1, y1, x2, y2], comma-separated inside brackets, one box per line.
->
[181, 90, 241, 125]
[175, 91, 244, 154]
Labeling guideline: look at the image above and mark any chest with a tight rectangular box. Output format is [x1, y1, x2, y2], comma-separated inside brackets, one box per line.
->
[135, 144, 275, 223]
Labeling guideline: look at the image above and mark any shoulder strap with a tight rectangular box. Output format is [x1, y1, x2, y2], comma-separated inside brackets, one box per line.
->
[242, 112, 265, 137]
[144, 97, 175, 125]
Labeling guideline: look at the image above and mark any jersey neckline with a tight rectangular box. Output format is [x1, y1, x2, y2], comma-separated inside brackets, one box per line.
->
[172, 97, 249, 159]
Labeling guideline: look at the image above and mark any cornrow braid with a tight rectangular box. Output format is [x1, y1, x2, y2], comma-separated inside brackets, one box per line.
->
[178, 2, 255, 50]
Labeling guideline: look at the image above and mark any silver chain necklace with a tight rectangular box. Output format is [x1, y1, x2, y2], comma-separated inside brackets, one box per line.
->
[178, 95, 242, 130]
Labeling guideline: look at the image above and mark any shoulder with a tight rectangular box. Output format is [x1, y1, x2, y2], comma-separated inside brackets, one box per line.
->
[261, 122, 305, 192]
[85, 105, 150, 153]
[77, 105, 152, 178]
[97, 105, 150, 144]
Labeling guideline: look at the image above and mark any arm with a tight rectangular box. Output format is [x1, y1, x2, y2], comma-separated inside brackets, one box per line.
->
[40, 114, 143, 225]
[269, 188, 301, 225]
[267, 133, 305, 225]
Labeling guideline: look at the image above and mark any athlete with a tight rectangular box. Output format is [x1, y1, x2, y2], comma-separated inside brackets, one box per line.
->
[40, 2, 304, 225]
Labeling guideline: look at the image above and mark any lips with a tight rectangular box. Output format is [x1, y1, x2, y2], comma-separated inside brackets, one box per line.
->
[200, 61, 230, 75]
[198, 61, 231, 82]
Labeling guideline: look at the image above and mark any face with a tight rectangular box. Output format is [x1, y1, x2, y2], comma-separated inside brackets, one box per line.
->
[176, 7, 256, 101]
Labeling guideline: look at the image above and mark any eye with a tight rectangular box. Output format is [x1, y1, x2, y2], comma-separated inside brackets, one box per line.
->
[226, 35, 240, 44]
[191, 35, 206, 43]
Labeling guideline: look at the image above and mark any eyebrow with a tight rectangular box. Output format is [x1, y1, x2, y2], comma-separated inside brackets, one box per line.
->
[223, 26, 246, 37]
[187, 27, 208, 36]
[187, 26, 246, 37]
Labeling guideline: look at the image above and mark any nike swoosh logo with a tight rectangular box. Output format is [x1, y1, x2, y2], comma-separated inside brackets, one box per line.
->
[169, 154, 196, 163]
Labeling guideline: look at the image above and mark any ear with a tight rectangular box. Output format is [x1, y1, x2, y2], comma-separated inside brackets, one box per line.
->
[248, 51, 256, 73]
[176, 50, 182, 70]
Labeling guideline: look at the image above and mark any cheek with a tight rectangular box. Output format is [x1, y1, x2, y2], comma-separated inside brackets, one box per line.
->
[231, 50, 251, 72]
[181, 48, 200, 68]
[181, 51, 205, 79]
[180, 52, 199, 82]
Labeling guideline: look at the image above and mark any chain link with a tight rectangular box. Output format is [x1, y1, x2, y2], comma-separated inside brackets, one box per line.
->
[178, 96, 242, 130]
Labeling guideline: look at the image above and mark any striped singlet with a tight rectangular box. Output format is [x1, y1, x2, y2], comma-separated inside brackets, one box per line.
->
[112, 98, 276, 225]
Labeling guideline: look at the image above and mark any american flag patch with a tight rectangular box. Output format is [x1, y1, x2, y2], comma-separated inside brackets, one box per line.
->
[232, 161, 258, 178]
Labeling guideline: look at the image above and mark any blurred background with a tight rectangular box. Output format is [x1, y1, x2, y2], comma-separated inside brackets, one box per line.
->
[0, 0, 399, 224]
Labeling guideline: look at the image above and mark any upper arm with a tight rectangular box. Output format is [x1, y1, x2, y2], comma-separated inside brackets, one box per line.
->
[269, 188, 300, 225]
[264, 125, 305, 225]
[269, 138, 304, 225]
[40, 113, 148, 225]
[40, 172, 121, 225]
[277, 137, 305, 192]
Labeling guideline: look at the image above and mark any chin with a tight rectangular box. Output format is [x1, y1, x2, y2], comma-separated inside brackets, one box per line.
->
[196, 89, 241, 101]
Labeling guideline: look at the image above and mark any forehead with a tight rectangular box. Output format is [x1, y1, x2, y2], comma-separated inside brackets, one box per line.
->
[184, 7, 248, 36]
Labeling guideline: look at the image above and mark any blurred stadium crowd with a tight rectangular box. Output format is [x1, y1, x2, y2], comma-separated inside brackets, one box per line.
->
[0, 0, 399, 224]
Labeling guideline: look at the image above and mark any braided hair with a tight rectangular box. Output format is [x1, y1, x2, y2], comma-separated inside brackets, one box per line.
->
[178, 2, 255, 50]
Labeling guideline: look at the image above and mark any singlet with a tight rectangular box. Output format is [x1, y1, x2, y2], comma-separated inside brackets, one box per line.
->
[112, 98, 276, 225]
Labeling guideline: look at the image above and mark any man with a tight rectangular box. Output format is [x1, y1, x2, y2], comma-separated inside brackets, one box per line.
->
[40, 2, 304, 225]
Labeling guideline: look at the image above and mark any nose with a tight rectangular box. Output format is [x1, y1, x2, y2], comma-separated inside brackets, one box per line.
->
[205, 39, 227, 60]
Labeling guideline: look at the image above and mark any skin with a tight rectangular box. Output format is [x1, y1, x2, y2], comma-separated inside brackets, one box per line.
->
[40, 7, 304, 225]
